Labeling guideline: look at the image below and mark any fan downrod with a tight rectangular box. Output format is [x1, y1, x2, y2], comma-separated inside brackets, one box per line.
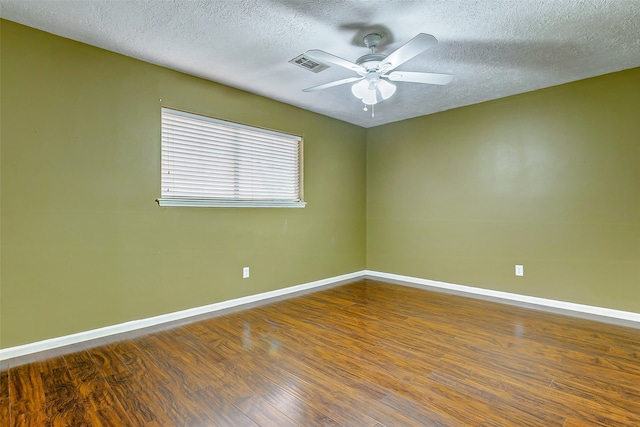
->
[357, 33, 387, 70]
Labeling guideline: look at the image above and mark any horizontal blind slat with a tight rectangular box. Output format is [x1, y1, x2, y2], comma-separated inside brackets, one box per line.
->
[163, 176, 299, 189]
[162, 117, 299, 145]
[162, 132, 298, 157]
[162, 124, 297, 149]
[162, 147, 299, 167]
[162, 113, 300, 143]
[162, 161, 298, 177]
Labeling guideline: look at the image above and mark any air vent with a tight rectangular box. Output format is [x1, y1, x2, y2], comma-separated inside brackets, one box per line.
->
[289, 54, 329, 73]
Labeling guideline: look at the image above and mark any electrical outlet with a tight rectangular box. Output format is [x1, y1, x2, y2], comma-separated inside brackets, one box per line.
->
[243, 267, 250, 279]
[515, 265, 524, 277]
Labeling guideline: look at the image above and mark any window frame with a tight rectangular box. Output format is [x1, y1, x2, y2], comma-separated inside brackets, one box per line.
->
[157, 108, 305, 208]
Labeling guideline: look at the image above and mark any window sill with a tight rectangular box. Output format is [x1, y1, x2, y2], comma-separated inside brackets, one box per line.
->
[156, 198, 306, 208]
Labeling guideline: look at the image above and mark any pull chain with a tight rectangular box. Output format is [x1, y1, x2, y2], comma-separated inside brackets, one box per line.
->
[363, 104, 375, 118]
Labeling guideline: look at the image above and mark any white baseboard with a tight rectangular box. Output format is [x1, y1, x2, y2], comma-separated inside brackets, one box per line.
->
[365, 270, 640, 326]
[3, 270, 638, 362]
[0, 271, 366, 361]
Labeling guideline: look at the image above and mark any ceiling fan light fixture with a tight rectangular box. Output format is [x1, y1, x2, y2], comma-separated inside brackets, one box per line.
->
[351, 79, 378, 105]
[351, 76, 396, 106]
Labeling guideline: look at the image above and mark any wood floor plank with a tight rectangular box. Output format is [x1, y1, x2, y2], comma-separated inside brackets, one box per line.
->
[426, 368, 566, 426]
[619, 383, 640, 403]
[225, 361, 343, 427]
[379, 391, 466, 427]
[152, 328, 237, 381]
[248, 357, 379, 426]
[189, 386, 259, 427]
[548, 375, 640, 425]
[109, 340, 218, 426]
[546, 386, 640, 426]
[63, 350, 134, 426]
[228, 394, 299, 427]
[87, 344, 181, 426]
[39, 356, 91, 426]
[8, 362, 48, 426]
[5, 279, 640, 426]
[1, 369, 10, 427]
[137, 323, 308, 425]
[262, 356, 433, 427]
[132, 333, 216, 395]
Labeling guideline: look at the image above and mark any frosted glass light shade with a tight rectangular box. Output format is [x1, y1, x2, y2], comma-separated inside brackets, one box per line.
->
[362, 88, 378, 105]
[351, 80, 369, 98]
[377, 79, 396, 99]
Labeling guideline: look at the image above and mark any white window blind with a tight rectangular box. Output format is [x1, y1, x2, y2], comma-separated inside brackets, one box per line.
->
[158, 108, 305, 208]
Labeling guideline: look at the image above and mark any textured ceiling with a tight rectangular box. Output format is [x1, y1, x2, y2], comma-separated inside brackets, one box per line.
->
[1, 0, 639, 128]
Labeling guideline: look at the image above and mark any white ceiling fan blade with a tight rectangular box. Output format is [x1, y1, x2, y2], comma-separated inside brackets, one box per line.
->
[305, 50, 366, 75]
[387, 71, 453, 85]
[380, 33, 438, 72]
[303, 76, 364, 92]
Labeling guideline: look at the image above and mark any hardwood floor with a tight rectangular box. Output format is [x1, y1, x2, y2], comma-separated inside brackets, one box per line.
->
[2, 279, 640, 426]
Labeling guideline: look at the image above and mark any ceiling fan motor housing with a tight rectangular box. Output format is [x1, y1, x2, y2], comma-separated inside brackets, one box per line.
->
[356, 53, 387, 71]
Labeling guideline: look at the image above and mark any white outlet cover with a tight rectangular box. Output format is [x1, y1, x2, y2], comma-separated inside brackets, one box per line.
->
[515, 265, 524, 276]
[243, 267, 250, 278]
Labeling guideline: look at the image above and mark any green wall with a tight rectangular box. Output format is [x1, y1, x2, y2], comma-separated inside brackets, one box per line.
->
[367, 67, 640, 312]
[0, 20, 367, 348]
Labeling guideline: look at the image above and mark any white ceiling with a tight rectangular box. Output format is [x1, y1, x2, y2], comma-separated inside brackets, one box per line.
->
[2, 0, 639, 128]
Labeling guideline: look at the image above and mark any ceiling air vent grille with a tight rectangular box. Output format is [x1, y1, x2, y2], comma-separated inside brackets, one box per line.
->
[289, 54, 329, 73]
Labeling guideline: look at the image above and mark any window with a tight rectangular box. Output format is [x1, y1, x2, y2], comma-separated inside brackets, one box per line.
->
[158, 108, 305, 208]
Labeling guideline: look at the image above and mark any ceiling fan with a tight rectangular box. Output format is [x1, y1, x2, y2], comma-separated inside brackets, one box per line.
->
[303, 33, 453, 113]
